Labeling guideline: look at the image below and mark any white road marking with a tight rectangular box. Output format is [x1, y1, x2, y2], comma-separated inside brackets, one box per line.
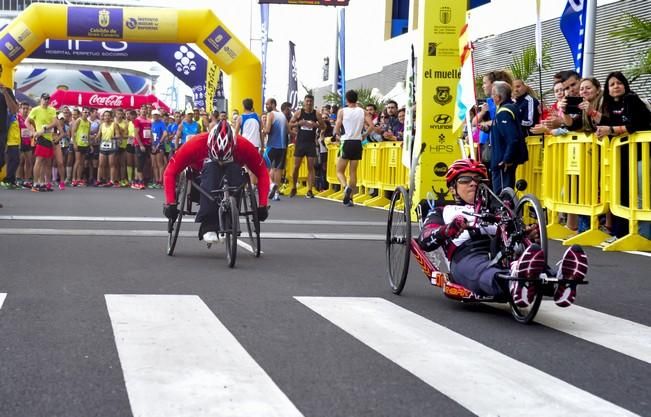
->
[106, 295, 304, 417]
[0, 215, 384, 226]
[0, 293, 6, 310]
[0, 228, 384, 240]
[145, 194, 156, 199]
[535, 301, 651, 363]
[296, 297, 640, 417]
[236, 239, 262, 254]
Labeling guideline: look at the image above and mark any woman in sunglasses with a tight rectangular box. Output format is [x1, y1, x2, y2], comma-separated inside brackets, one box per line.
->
[416, 158, 588, 308]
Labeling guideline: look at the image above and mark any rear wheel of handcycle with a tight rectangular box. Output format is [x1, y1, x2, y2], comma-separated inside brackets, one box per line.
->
[223, 195, 239, 268]
[508, 194, 548, 323]
[166, 170, 188, 256]
[240, 180, 261, 257]
[386, 186, 411, 295]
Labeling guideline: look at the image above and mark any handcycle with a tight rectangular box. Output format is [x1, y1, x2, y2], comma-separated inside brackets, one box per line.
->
[385, 180, 588, 324]
[166, 166, 261, 268]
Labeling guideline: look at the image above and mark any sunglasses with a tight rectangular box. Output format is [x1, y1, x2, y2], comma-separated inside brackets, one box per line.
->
[456, 175, 484, 185]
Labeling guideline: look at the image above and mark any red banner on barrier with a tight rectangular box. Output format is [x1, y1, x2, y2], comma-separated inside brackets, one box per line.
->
[49, 90, 171, 113]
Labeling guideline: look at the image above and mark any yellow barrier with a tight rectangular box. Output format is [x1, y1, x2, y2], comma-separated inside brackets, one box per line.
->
[602, 132, 651, 251]
[516, 136, 545, 199]
[317, 143, 342, 198]
[542, 132, 612, 245]
[280, 143, 313, 196]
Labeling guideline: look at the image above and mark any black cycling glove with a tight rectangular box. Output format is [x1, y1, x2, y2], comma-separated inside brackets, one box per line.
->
[257, 206, 269, 222]
[164, 204, 179, 220]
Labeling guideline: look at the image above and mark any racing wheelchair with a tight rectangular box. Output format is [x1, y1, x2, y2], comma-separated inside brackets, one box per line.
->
[166, 166, 261, 268]
[385, 180, 588, 324]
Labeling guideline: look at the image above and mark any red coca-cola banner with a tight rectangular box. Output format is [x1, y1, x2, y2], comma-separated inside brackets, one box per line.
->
[49, 90, 171, 113]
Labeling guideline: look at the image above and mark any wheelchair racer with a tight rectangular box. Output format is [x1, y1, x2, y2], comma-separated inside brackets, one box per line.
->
[416, 158, 588, 307]
[163, 120, 270, 243]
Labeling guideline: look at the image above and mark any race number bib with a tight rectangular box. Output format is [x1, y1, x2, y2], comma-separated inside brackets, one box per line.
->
[80, 134, 89, 145]
[100, 140, 116, 151]
[21, 128, 31, 138]
[143, 129, 152, 139]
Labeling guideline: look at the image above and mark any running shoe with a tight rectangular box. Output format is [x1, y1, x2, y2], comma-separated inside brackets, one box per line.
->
[305, 190, 315, 199]
[272, 191, 280, 201]
[203, 231, 219, 243]
[113, 181, 121, 188]
[45, 183, 53, 192]
[130, 182, 140, 190]
[22, 181, 32, 189]
[268, 183, 278, 200]
[509, 244, 545, 307]
[554, 245, 588, 307]
[58, 182, 65, 191]
[342, 186, 353, 206]
[289, 188, 297, 198]
[31, 185, 40, 192]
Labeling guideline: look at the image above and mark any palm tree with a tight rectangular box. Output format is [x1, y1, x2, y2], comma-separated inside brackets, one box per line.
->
[610, 14, 651, 82]
[508, 41, 552, 83]
[322, 87, 384, 111]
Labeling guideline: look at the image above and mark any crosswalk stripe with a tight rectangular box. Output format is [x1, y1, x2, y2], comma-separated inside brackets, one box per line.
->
[535, 301, 651, 364]
[296, 297, 640, 417]
[0, 293, 6, 310]
[106, 295, 304, 417]
[0, 215, 385, 226]
[0, 228, 384, 240]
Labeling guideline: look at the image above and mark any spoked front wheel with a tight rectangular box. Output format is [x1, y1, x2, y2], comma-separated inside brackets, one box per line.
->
[240, 180, 261, 257]
[508, 194, 548, 323]
[167, 170, 188, 256]
[222, 195, 240, 268]
[386, 186, 411, 294]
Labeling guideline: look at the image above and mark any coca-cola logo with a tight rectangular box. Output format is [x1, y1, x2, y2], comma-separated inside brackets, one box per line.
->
[89, 94, 124, 107]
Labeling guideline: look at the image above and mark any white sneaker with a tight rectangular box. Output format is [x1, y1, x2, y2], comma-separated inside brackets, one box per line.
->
[203, 231, 219, 243]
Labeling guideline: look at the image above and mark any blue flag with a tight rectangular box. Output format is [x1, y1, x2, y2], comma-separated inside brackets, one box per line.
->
[338, 8, 346, 107]
[560, 0, 587, 75]
[260, 4, 270, 105]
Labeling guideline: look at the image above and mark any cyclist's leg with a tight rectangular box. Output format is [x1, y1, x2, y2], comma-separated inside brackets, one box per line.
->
[196, 161, 224, 234]
[450, 252, 505, 296]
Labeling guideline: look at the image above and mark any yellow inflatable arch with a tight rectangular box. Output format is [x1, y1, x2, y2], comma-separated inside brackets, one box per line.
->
[0, 4, 261, 111]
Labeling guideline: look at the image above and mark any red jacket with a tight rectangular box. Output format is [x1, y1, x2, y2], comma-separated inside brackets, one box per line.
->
[163, 132, 269, 207]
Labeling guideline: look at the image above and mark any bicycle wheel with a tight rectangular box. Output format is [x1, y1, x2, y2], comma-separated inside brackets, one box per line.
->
[386, 186, 411, 294]
[508, 194, 548, 323]
[223, 195, 239, 268]
[240, 181, 261, 257]
[498, 187, 519, 212]
[166, 170, 188, 256]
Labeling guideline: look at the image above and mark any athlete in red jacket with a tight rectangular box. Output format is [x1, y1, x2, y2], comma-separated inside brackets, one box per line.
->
[163, 120, 270, 243]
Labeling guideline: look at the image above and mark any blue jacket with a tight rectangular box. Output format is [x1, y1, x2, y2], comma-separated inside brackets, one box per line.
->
[490, 102, 527, 169]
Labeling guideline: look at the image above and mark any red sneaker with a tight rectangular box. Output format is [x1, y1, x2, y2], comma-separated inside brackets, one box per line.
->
[509, 244, 545, 307]
[554, 245, 588, 307]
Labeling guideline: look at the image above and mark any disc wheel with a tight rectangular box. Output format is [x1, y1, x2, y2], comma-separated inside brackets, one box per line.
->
[386, 186, 411, 294]
[240, 181, 261, 257]
[508, 194, 548, 323]
[223, 195, 239, 268]
[166, 170, 188, 256]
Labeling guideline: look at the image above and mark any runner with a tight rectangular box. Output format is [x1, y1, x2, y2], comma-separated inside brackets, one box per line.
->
[263, 98, 289, 201]
[87, 108, 101, 186]
[17, 102, 33, 188]
[132, 106, 152, 189]
[96, 110, 118, 187]
[175, 111, 200, 149]
[53, 107, 72, 189]
[334, 90, 374, 206]
[114, 109, 129, 187]
[150, 109, 167, 188]
[27, 93, 59, 192]
[288, 94, 325, 198]
[71, 107, 91, 186]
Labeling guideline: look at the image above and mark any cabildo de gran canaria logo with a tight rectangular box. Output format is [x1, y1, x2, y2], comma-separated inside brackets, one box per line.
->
[98, 9, 111, 28]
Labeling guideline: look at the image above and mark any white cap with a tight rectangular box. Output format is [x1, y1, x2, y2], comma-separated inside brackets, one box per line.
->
[151, 109, 161, 116]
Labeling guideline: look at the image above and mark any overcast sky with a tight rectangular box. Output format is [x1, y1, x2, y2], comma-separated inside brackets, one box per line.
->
[163, 0, 618, 107]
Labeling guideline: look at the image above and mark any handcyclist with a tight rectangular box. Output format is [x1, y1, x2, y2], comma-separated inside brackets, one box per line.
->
[416, 158, 588, 307]
[162, 120, 270, 244]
